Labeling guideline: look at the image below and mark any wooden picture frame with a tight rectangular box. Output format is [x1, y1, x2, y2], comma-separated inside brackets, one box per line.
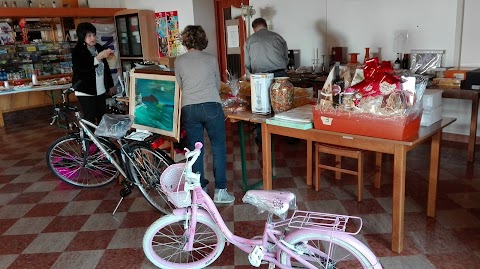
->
[128, 71, 181, 141]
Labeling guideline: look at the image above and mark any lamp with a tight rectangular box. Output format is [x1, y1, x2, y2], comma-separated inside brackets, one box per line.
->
[231, 4, 256, 37]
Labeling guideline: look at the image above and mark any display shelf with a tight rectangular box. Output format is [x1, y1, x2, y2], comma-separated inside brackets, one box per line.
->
[114, 9, 159, 72]
[0, 8, 124, 18]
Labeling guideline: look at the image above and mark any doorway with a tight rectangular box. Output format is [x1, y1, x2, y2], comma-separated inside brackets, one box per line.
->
[214, 0, 249, 81]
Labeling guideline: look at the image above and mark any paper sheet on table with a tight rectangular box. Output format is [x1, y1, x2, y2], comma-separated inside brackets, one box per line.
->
[273, 105, 313, 123]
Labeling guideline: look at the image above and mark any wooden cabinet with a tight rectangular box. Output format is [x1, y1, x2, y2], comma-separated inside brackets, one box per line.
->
[114, 9, 159, 72]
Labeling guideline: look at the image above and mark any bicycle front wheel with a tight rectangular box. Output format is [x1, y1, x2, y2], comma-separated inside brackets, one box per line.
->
[278, 231, 381, 269]
[126, 143, 174, 214]
[46, 134, 120, 187]
[143, 214, 225, 269]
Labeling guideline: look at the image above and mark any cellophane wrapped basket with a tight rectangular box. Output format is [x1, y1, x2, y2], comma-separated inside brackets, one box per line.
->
[314, 58, 428, 140]
[159, 163, 191, 208]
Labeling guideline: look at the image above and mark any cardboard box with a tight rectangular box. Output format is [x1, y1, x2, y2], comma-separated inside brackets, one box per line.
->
[462, 68, 480, 90]
[422, 89, 443, 109]
[312, 108, 422, 140]
[421, 105, 442, 126]
[444, 67, 476, 79]
[158, 57, 176, 68]
[250, 73, 274, 114]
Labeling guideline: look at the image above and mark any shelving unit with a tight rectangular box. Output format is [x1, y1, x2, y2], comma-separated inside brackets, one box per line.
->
[114, 9, 159, 72]
[0, 7, 125, 128]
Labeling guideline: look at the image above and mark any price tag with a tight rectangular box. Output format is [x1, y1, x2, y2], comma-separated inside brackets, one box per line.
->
[26, 46, 37, 52]
[320, 116, 333, 126]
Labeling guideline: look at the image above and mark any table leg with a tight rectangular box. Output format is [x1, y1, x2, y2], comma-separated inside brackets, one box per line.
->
[238, 122, 248, 190]
[392, 144, 407, 253]
[0, 111, 4, 128]
[262, 122, 272, 190]
[468, 95, 479, 163]
[306, 140, 313, 185]
[428, 131, 441, 217]
[374, 152, 382, 189]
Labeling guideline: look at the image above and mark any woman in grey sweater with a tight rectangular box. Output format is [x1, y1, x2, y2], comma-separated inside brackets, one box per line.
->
[174, 25, 234, 204]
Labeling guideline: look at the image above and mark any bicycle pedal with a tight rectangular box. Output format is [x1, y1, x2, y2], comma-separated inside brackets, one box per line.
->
[120, 187, 132, 197]
[248, 245, 264, 267]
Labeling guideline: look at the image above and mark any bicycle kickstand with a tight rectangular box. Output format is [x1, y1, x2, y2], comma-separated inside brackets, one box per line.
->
[112, 180, 134, 215]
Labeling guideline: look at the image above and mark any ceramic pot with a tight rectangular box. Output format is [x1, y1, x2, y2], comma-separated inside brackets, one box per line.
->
[270, 77, 294, 113]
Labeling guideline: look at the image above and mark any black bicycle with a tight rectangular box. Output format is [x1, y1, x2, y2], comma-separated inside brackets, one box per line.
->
[46, 83, 176, 214]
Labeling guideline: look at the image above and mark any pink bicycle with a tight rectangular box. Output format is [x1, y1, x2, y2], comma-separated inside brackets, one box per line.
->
[143, 142, 383, 269]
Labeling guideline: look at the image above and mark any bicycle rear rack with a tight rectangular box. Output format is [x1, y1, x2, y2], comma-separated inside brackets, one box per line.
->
[288, 210, 363, 235]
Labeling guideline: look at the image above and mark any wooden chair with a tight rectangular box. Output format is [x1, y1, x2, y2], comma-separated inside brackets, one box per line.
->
[314, 143, 382, 201]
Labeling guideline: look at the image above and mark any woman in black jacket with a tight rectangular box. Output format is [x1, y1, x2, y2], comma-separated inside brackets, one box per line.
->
[72, 22, 114, 124]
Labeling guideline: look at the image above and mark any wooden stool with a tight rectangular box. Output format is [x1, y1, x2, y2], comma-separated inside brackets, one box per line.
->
[314, 143, 382, 201]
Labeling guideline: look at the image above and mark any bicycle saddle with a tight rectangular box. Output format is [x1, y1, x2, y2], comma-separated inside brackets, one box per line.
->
[242, 190, 297, 219]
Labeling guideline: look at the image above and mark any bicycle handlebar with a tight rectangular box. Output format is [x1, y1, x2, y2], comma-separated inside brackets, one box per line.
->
[60, 80, 83, 111]
[184, 142, 203, 170]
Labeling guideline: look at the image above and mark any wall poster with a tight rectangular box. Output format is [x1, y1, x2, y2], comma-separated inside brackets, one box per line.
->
[155, 11, 182, 58]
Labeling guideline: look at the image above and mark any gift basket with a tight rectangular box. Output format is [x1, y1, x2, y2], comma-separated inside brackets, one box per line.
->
[313, 58, 428, 140]
[220, 71, 250, 113]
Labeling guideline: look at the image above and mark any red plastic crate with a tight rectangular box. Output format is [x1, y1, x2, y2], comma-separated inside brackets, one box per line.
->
[312, 108, 422, 140]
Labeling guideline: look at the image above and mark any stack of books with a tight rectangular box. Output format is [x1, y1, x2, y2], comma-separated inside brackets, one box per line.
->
[266, 105, 313, 130]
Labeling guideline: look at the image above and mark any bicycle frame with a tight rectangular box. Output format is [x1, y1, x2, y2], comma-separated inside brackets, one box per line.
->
[75, 115, 129, 180]
[169, 187, 353, 269]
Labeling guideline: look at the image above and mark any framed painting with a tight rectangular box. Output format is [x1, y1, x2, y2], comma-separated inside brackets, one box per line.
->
[129, 71, 181, 141]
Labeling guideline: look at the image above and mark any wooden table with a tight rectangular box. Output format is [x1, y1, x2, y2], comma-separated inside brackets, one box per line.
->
[225, 111, 272, 190]
[260, 117, 455, 253]
[0, 84, 72, 127]
[429, 88, 479, 163]
[290, 77, 326, 98]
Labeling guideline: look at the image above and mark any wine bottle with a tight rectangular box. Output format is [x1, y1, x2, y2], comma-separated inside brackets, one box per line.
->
[394, 53, 401, 70]
[332, 65, 344, 107]
[402, 53, 409, 70]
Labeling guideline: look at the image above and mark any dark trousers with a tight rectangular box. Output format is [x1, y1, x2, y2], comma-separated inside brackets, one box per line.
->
[77, 94, 106, 125]
[181, 102, 227, 189]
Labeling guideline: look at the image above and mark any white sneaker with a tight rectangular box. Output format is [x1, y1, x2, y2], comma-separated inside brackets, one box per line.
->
[213, 189, 235, 204]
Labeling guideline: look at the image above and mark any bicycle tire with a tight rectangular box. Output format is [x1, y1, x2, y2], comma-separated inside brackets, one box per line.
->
[278, 230, 382, 269]
[46, 134, 120, 187]
[143, 214, 225, 268]
[126, 143, 175, 214]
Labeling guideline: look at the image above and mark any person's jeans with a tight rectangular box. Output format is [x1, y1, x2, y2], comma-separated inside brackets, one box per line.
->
[181, 102, 227, 189]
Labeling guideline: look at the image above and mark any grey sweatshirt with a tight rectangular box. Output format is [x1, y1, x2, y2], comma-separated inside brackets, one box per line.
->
[174, 50, 221, 108]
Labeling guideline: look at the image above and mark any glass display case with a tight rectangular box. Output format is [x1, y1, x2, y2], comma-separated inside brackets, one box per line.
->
[0, 42, 72, 81]
[114, 9, 159, 72]
[115, 14, 143, 57]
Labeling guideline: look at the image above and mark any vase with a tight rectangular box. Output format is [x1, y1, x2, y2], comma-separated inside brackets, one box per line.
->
[364, 47, 370, 63]
[270, 77, 294, 114]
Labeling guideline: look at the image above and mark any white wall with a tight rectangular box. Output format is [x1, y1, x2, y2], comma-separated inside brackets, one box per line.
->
[191, 0, 217, 56]
[460, 0, 480, 66]
[121, 0, 195, 29]
[250, 0, 459, 67]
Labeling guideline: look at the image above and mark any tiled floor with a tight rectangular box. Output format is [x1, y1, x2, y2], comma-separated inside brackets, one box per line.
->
[1, 108, 480, 268]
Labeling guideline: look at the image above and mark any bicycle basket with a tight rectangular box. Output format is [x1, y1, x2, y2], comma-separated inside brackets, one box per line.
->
[160, 163, 191, 208]
[94, 114, 134, 139]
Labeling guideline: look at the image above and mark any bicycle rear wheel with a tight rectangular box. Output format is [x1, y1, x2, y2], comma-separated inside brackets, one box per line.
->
[46, 134, 120, 187]
[143, 214, 225, 269]
[278, 230, 381, 269]
[126, 143, 174, 214]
